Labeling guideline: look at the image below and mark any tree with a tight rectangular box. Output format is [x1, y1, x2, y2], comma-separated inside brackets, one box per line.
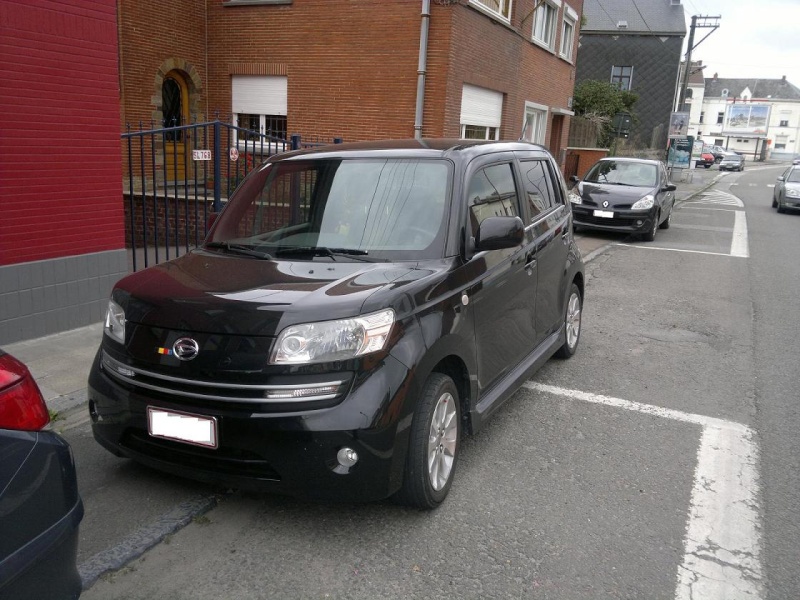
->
[572, 80, 639, 147]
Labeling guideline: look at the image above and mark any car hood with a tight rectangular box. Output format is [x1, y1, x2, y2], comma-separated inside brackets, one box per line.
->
[114, 250, 444, 337]
[576, 182, 654, 208]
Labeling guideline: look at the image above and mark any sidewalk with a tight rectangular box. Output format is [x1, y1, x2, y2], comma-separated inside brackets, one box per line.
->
[0, 163, 738, 413]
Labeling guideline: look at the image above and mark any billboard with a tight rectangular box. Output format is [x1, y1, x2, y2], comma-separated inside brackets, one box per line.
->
[723, 104, 770, 135]
[667, 136, 694, 169]
[669, 112, 689, 137]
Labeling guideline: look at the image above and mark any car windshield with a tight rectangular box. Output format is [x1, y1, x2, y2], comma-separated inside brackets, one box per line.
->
[584, 161, 658, 187]
[787, 169, 800, 183]
[207, 158, 452, 260]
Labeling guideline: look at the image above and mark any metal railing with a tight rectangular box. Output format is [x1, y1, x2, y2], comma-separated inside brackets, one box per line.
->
[121, 120, 342, 271]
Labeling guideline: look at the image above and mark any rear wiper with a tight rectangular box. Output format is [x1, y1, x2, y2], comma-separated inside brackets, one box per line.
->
[274, 246, 375, 261]
[205, 242, 273, 260]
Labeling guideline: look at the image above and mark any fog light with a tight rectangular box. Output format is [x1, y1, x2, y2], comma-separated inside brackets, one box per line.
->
[636, 220, 643, 227]
[337, 447, 359, 468]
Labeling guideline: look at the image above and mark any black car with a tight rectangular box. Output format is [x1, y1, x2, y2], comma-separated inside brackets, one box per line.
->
[569, 157, 676, 241]
[0, 350, 83, 600]
[88, 139, 584, 509]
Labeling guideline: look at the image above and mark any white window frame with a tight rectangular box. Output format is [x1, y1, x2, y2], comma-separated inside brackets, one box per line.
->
[461, 84, 503, 141]
[469, 0, 512, 22]
[560, 4, 577, 61]
[520, 102, 549, 145]
[532, 0, 560, 51]
[231, 75, 289, 151]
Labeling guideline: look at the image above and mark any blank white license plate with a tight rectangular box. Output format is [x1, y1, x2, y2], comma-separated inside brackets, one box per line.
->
[147, 407, 218, 448]
[593, 210, 614, 218]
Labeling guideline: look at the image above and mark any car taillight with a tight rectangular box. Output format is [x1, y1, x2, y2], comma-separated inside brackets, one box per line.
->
[0, 353, 50, 431]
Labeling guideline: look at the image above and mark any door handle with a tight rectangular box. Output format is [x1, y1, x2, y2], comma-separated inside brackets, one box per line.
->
[525, 256, 537, 270]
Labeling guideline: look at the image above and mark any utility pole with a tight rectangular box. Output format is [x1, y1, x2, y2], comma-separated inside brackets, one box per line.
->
[678, 15, 720, 112]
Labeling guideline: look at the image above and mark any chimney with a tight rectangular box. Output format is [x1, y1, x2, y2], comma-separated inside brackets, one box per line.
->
[713, 73, 718, 80]
[782, 75, 787, 82]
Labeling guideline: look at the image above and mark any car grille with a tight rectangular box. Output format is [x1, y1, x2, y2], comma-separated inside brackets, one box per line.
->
[100, 350, 349, 407]
[576, 214, 640, 228]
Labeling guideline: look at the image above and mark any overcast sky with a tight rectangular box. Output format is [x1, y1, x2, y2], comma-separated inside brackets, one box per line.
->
[678, 0, 800, 87]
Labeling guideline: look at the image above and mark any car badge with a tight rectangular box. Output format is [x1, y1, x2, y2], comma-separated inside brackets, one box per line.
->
[171, 337, 200, 361]
[602, 200, 609, 208]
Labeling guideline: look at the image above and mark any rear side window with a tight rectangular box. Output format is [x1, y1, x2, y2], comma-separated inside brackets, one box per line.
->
[467, 163, 519, 237]
[519, 160, 556, 220]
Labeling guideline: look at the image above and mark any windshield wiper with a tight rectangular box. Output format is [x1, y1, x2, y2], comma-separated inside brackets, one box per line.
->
[205, 242, 273, 260]
[274, 246, 375, 262]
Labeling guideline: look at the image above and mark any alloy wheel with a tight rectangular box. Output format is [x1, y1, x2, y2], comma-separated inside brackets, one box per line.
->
[427, 392, 458, 491]
[565, 291, 582, 350]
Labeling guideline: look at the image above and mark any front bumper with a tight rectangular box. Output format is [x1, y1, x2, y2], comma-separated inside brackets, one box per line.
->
[88, 350, 414, 503]
[572, 205, 656, 234]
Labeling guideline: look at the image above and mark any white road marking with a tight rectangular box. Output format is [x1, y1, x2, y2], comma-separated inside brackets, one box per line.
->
[767, 184, 775, 188]
[523, 382, 764, 600]
[613, 244, 747, 258]
[730, 211, 750, 257]
[683, 190, 745, 207]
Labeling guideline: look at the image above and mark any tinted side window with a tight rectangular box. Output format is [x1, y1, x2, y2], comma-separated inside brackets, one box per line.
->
[467, 163, 519, 237]
[519, 159, 556, 220]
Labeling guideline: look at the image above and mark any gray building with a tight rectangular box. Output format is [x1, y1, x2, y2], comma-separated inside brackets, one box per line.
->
[575, 0, 686, 149]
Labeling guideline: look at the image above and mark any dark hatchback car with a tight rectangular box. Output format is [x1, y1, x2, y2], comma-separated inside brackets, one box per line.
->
[569, 157, 676, 241]
[0, 351, 83, 600]
[88, 139, 584, 509]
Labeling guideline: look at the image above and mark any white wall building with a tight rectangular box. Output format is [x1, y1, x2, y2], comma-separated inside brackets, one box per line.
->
[696, 75, 800, 160]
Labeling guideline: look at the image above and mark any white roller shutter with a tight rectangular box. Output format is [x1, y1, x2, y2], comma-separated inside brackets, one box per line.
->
[460, 84, 503, 127]
[231, 76, 288, 115]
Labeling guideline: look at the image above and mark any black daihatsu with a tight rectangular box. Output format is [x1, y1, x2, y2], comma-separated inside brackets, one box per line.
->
[88, 139, 584, 509]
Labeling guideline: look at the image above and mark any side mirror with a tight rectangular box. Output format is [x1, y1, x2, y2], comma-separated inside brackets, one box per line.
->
[475, 216, 525, 252]
[777, 176, 785, 182]
[663, 183, 677, 192]
[569, 175, 580, 185]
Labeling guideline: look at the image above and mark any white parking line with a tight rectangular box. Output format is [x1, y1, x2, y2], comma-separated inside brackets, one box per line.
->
[731, 211, 750, 258]
[523, 382, 764, 600]
[613, 244, 745, 258]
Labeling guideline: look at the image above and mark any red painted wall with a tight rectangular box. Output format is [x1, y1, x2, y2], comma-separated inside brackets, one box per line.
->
[0, 0, 124, 266]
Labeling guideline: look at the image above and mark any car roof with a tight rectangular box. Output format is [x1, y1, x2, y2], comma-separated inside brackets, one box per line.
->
[269, 138, 552, 162]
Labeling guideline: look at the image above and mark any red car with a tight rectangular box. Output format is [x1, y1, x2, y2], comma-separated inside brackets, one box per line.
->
[696, 151, 715, 169]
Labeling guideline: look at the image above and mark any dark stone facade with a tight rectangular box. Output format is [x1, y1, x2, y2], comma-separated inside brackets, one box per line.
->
[576, 34, 683, 149]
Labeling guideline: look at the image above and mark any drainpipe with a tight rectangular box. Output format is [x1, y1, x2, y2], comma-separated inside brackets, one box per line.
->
[414, 0, 431, 139]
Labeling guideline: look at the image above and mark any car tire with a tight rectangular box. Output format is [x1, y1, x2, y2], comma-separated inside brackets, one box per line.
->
[659, 206, 672, 229]
[396, 373, 460, 510]
[777, 203, 786, 214]
[772, 197, 778, 208]
[704, 164, 711, 169]
[555, 283, 582, 359]
[642, 211, 659, 242]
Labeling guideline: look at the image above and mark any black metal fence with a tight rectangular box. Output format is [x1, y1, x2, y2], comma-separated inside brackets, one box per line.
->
[121, 120, 341, 271]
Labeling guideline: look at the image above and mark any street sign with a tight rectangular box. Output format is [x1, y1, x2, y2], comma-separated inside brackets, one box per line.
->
[229, 147, 239, 162]
[192, 149, 211, 161]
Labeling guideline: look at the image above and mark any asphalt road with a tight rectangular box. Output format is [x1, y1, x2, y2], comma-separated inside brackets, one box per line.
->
[53, 164, 798, 599]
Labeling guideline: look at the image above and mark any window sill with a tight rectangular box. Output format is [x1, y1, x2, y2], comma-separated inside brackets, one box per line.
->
[467, 1, 513, 28]
[558, 53, 575, 65]
[224, 0, 291, 6]
[531, 38, 556, 54]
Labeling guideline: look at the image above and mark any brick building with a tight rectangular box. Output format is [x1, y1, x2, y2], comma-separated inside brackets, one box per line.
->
[119, 0, 582, 161]
[0, 0, 128, 344]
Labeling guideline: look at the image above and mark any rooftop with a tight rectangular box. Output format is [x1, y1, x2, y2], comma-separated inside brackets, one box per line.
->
[581, 0, 686, 35]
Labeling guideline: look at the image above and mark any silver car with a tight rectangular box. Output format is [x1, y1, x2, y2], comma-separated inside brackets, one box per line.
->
[773, 165, 800, 213]
[719, 153, 744, 172]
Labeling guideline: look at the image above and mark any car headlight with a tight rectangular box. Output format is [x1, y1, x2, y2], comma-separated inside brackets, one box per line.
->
[568, 192, 582, 205]
[104, 299, 126, 344]
[271, 309, 395, 365]
[786, 188, 800, 198]
[631, 194, 655, 210]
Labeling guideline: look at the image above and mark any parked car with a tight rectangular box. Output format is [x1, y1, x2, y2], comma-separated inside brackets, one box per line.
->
[0, 350, 83, 600]
[719, 153, 745, 172]
[696, 150, 715, 169]
[569, 157, 676, 241]
[792, 156, 800, 166]
[710, 145, 729, 163]
[773, 164, 800, 213]
[88, 139, 585, 509]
